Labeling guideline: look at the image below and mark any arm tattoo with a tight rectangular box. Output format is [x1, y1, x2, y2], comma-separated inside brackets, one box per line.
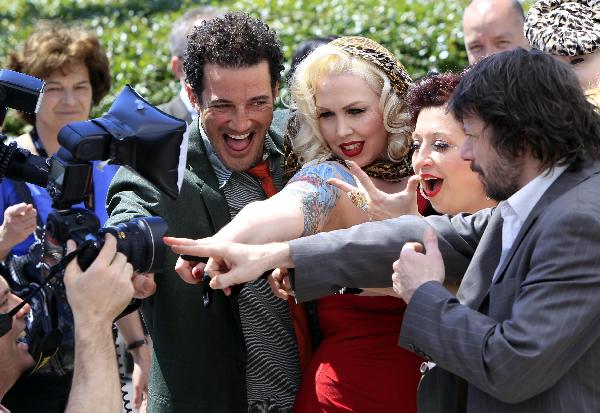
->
[282, 162, 355, 236]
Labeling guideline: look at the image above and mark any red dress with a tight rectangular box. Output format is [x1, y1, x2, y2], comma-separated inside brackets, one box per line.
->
[294, 294, 423, 412]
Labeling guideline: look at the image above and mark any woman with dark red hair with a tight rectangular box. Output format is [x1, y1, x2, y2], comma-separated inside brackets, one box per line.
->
[331, 71, 497, 295]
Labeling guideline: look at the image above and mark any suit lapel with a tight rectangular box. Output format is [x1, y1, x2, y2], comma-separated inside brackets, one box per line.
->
[456, 208, 503, 309]
[186, 119, 231, 232]
[459, 160, 600, 310]
[492, 161, 600, 285]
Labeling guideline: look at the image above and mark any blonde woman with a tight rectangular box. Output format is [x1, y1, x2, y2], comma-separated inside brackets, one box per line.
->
[166, 37, 424, 412]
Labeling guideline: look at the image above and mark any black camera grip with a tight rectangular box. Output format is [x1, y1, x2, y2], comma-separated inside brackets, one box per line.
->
[76, 239, 103, 271]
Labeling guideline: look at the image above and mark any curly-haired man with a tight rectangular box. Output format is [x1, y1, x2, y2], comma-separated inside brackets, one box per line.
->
[107, 12, 304, 412]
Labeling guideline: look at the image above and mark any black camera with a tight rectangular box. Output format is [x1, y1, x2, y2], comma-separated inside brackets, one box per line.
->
[0, 69, 49, 187]
[45, 85, 186, 272]
[0, 69, 187, 273]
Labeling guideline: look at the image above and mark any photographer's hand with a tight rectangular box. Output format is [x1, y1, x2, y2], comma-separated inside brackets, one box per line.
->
[64, 234, 134, 322]
[0, 202, 37, 260]
[132, 272, 156, 299]
[64, 234, 134, 413]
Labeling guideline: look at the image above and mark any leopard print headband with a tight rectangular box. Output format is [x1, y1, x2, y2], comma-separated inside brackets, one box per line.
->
[283, 37, 413, 183]
[330, 36, 412, 95]
[525, 0, 600, 56]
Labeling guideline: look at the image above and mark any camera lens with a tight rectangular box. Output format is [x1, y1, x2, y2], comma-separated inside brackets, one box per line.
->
[102, 216, 168, 273]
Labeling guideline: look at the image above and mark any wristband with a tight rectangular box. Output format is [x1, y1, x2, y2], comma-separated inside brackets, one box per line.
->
[126, 338, 147, 351]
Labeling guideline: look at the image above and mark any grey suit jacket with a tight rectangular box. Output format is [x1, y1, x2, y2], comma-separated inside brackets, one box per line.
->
[158, 94, 193, 124]
[288, 159, 600, 412]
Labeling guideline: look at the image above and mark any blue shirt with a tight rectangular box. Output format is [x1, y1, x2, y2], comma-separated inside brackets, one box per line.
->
[0, 161, 119, 256]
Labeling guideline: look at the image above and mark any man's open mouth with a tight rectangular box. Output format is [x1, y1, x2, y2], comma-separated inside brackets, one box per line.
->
[224, 131, 255, 152]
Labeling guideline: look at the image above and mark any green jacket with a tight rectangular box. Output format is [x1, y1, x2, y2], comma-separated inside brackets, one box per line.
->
[106, 110, 288, 412]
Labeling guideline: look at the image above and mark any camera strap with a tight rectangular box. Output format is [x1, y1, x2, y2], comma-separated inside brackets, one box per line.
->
[14, 247, 81, 317]
[29, 128, 48, 158]
[3, 244, 80, 373]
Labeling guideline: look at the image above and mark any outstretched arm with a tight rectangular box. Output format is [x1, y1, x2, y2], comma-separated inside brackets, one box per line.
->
[166, 210, 488, 300]
[217, 161, 355, 243]
[168, 162, 356, 284]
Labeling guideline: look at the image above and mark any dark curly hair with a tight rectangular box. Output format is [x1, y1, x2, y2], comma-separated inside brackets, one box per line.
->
[6, 24, 111, 125]
[183, 12, 284, 100]
[406, 71, 462, 127]
[449, 48, 600, 171]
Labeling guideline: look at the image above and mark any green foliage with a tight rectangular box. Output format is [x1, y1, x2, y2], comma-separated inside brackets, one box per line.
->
[0, 0, 532, 136]
[0, 0, 199, 135]
[231, 0, 470, 77]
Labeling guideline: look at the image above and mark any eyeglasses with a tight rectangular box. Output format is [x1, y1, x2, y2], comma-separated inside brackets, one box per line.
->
[0, 299, 28, 338]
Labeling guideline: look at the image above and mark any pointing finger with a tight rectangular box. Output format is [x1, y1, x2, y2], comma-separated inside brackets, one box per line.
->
[327, 178, 358, 193]
[163, 236, 198, 246]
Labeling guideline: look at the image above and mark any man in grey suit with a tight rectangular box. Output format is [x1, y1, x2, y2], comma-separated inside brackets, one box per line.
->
[170, 48, 600, 412]
[157, 6, 221, 123]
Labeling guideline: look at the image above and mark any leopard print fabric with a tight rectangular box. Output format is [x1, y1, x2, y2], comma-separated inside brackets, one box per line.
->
[283, 117, 413, 184]
[525, 0, 600, 56]
[330, 36, 412, 95]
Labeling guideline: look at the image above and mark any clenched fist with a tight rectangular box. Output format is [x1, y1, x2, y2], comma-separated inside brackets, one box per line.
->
[0, 203, 37, 258]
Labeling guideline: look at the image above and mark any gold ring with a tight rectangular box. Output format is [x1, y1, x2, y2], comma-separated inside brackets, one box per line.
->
[348, 191, 368, 211]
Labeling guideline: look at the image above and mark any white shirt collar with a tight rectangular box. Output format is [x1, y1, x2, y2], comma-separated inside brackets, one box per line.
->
[179, 87, 197, 119]
[493, 164, 569, 282]
[506, 164, 568, 224]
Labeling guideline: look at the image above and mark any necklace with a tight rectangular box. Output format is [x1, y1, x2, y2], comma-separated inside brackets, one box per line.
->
[283, 135, 413, 183]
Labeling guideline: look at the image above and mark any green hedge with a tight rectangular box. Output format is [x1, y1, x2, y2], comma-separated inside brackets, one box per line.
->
[0, 0, 530, 136]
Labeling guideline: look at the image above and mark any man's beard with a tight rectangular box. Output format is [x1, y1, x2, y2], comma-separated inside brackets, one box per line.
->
[471, 160, 521, 202]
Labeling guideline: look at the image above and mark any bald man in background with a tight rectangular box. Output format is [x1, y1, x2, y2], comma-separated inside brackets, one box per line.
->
[463, 0, 530, 64]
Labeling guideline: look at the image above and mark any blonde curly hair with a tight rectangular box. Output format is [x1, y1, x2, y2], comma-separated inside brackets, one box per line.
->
[289, 42, 412, 165]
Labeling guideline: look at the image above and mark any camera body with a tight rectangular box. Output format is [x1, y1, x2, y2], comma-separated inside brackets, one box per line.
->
[46, 85, 186, 273]
[0, 69, 186, 371]
[46, 208, 167, 273]
[0, 69, 187, 273]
